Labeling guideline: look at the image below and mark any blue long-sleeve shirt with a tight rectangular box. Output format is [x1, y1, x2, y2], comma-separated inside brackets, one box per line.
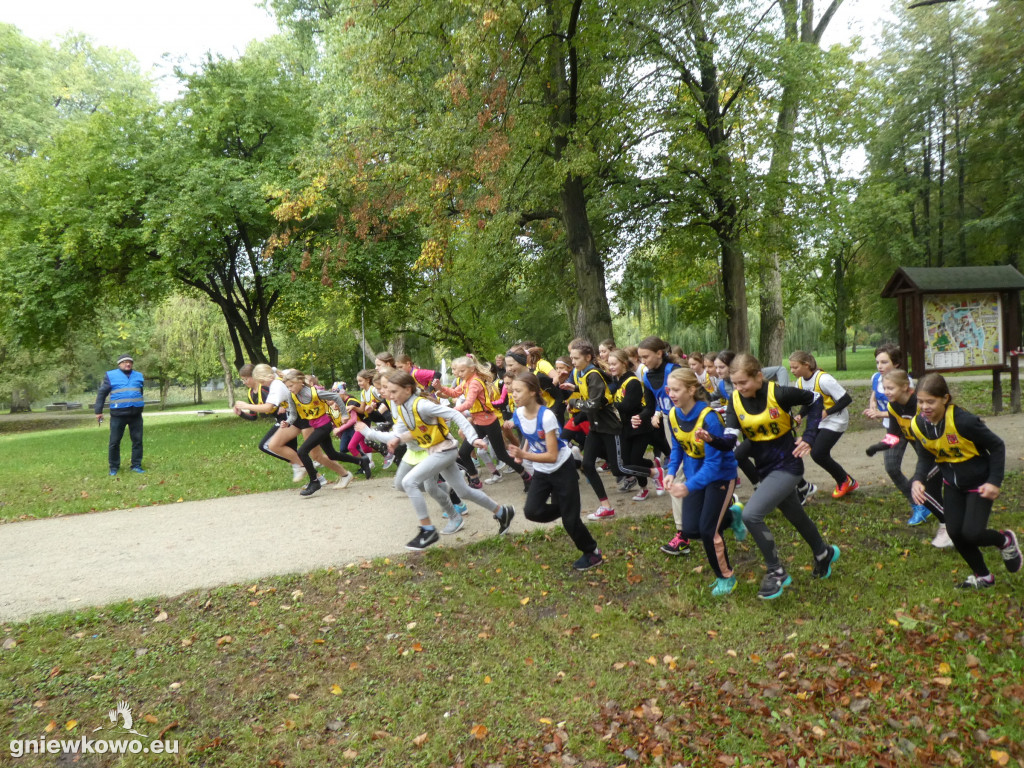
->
[665, 403, 738, 493]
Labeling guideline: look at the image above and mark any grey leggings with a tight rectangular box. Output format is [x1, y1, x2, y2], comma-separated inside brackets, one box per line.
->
[741, 470, 828, 572]
[883, 437, 913, 504]
[394, 448, 498, 522]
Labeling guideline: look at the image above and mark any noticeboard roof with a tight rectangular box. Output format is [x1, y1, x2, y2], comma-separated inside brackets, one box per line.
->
[881, 266, 1024, 297]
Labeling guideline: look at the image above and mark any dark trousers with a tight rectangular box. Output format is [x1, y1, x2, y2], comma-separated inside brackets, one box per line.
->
[944, 483, 1005, 576]
[580, 430, 625, 501]
[809, 428, 850, 486]
[458, 420, 528, 479]
[523, 460, 596, 554]
[297, 424, 345, 481]
[109, 412, 143, 471]
[258, 423, 298, 463]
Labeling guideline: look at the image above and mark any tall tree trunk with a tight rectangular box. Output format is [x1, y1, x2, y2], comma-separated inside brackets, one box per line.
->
[545, 0, 614, 343]
[833, 247, 848, 370]
[160, 378, 171, 409]
[218, 341, 235, 406]
[938, 105, 947, 266]
[716, 217, 750, 353]
[921, 117, 933, 265]
[10, 385, 32, 413]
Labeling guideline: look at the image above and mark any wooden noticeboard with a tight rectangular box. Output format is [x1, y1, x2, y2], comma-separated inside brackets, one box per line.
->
[881, 266, 1024, 414]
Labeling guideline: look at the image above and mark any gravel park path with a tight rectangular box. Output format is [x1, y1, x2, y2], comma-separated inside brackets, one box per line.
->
[3, 412, 1024, 623]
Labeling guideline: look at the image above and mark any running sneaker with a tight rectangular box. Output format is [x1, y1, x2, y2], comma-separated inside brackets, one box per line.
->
[359, 457, 373, 480]
[299, 478, 323, 497]
[653, 460, 666, 495]
[292, 464, 306, 482]
[453, 502, 468, 516]
[109, 470, 118, 477]
[441, 514, 465, 535]
[620, 477, 638, 492]
[406, 527, 440, 551]
[587, 505, 616, 521]
[571, 445, 583, 463]
[484, 471, 503, 485]
[797, 482, 817, 506]
[659, 532, 691, 556]
[955, 574, 994, 590]
[832, 477, 859, 499]
[931, 523, 953, 549]
[632, 488, 650, 502]
[468, 476, 483, 490]
[728, 501, 747, 542]
[495, 505, 515, 536]
[573, 549, 604, 571]
[596, 461, 609, 473]
[500, 462, 517, 475]
[908, 505, 931, 526]
[334, 473, 354, 490]
[130, 466, 145, 474]
[1000, 530, 1022, 573]
[382, 453, 396, 470]
[757, 568, 793, 600]
[712, 576, 737, 596]
[812, 545, 841, 580]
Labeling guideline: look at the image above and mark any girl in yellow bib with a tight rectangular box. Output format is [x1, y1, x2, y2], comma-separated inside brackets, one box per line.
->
[789, 351, 857, 499]
[697, 354, 840, 600]
[354, 369, 515, 550]
[910, 374, 1020, 588]
[281, 370, 356, 497]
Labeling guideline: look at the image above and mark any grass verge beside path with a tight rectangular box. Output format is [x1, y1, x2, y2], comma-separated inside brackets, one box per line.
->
[0, 416, 392, 523]
[3, 478, 1023, 766]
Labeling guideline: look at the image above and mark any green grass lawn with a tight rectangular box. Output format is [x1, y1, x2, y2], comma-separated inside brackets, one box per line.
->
[3, 478, 1022, 766]
[0, 415, 392, 523]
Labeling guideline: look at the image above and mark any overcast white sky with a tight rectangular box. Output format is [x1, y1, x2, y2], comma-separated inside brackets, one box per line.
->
[2, 0, 280, 100]
[3, 0, 893, 101]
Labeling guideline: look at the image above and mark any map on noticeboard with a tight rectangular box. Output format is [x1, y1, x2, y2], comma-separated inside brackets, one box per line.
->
[923, 292, 1003, 369]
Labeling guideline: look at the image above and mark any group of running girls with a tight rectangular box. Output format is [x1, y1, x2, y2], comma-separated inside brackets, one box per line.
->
[231, 337, 1021, 597]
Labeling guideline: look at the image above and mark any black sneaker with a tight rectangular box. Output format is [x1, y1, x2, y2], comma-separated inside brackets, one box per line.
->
[956, 574, 994, 590]
[468, 476, 483, 490]
[797, 482, 817, 507]
[1001, 530, 1022, 574]
[522, 474, 532, 493]
[757, 568, 792, 600]
[573, 549, 603, 571]
[495, 505, 515, 536]
[659, 532, 691, 556]
[812, 545, 841, 580]
[299, 478, 322, 497]
[406, 527, 440, 551]
[360, 457, 373, 480]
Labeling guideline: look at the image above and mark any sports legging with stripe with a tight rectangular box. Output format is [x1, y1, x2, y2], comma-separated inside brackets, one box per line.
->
[741, 470, 828, 572]
[681, 479, 736, 579]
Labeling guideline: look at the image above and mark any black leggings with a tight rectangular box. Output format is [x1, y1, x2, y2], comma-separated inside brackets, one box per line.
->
[458, 420, 528, 479]
[581, 431, 626, 501]
[810, 428, 850, 486]
[297, 424, 344, 481]
[524, 459, 596, 554]
[619, 432, 654, 488]
[734, 440, 759, 486]
[943, 483, 1005, 577]
[681, 479, 736, 579]
[258, 422, 298, 463]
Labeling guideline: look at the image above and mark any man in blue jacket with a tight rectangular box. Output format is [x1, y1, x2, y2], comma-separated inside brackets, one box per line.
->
[95, 354, 145, 476]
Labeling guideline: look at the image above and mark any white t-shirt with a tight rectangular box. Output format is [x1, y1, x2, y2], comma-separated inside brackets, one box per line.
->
[265, 379, 290, 407]
[514, 406, 572, 474]
[799, 371, 849, 433]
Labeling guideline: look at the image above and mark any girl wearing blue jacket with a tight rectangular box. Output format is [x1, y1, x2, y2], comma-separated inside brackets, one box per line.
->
[664, 368, 747, 596]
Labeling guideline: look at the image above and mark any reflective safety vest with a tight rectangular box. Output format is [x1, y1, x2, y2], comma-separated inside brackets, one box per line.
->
[107, 369, 144, 410]
[290, 388, 346, 427]
[910, 405, 980, 463]
[512, 405, 567, 454]
[613, 374, 647, 407]
[465, 375, 500, 417]
[887, 401, 917, 442]
[668, 406, 720, 459]
[795, 370, 836, 411]
[732, 381, 793, 441]
[396, 396, 451, 449]
[575, 365, 611, 405]
[246, 386, 268, 405]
